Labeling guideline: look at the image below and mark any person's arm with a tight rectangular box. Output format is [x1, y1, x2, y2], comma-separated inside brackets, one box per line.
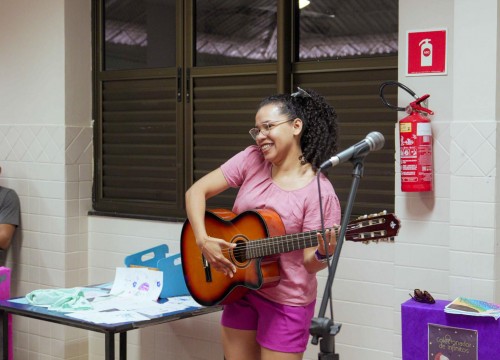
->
[185, 168, 236, 276]
[0, 223, 16, 250]
[0, 189, 20, 250]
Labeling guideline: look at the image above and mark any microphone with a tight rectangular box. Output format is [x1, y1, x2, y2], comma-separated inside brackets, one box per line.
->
[319, 131, 385, 170]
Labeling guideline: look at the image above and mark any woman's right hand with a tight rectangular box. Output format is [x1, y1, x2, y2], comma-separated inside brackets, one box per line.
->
[198, 236, 237, 277]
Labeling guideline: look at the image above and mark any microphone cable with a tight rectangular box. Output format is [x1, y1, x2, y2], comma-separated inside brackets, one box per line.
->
[316, 171, 334, 320]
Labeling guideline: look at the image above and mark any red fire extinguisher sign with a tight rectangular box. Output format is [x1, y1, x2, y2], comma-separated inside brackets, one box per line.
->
[407, 29, 447, 76]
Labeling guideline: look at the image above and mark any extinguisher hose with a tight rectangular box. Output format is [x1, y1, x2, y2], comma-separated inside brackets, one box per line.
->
[379, 81, 418, 112]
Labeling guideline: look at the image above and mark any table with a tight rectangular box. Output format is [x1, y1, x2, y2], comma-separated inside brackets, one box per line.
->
[0, 285, 222, 360]
[401, 299, 500, 360]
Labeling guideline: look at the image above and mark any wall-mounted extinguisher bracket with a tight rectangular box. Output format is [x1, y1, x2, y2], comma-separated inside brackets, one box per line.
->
[379, 81, 434, 192]
[408, 94, 434, 116]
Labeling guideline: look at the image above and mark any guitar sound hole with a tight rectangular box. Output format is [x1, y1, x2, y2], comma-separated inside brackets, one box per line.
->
[232, 241, 247, 264]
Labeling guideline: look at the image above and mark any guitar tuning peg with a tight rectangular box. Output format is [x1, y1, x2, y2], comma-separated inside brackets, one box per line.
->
[362, 239, 379, 245]
[361, 237, 395, 245]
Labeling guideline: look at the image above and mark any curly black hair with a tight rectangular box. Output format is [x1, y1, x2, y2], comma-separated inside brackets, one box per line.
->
[258, 88, 339, 171]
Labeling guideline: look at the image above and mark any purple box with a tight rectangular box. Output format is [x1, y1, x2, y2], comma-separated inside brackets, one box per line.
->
[0, 267, 12, 360]
[402, 299, 500, 360]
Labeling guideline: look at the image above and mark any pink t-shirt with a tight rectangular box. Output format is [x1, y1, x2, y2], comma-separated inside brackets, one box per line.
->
[220, 145, 341, 306]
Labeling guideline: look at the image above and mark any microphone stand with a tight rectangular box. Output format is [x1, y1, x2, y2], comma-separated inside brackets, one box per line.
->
[310, 156, 366, 360]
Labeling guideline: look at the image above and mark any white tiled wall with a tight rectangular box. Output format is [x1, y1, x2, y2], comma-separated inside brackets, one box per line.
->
[393, 2, 500, 360]
[0, 125, 92, 360]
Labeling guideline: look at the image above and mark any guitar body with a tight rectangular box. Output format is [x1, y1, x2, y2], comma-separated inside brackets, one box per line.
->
[180, 208, 284, 306]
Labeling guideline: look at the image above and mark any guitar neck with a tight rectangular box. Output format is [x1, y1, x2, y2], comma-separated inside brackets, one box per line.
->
[246, 227, 340, 259]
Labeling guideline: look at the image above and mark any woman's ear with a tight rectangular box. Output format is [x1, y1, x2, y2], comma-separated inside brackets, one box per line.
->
[292, 118, 303, 135]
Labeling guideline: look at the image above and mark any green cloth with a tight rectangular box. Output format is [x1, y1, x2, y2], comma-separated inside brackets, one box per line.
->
[25, 288, 93, 311]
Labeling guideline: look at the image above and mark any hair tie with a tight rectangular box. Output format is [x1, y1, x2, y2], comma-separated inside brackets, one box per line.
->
[291, 87, 311, 98]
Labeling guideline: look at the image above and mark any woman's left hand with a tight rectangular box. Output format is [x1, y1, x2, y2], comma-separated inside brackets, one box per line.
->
[316, 228, 336, 258]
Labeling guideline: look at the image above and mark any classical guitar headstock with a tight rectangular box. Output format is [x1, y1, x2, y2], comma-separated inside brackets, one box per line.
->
[345, 211, 401, 243]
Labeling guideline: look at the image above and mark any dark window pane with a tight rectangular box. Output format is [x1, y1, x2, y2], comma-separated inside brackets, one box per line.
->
[298, 0, 398, 61]
[104, 0, 176, 70]
[195, 0, 278, 66]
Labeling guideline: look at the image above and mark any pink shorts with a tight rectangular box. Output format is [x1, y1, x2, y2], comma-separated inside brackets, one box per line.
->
[221, 291, 316, 353]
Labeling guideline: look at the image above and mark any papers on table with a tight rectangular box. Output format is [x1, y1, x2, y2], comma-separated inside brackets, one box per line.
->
[67, 309, 151, 323]
[17, 268, 204, 325]
[110, 267, 163, 301]
[137, 296, 200, 316]
[66, 295, 201, 324]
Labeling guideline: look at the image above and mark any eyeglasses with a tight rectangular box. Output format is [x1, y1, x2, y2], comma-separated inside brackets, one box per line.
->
[249, 119, 294, 140]
[409, 289, 435, 304]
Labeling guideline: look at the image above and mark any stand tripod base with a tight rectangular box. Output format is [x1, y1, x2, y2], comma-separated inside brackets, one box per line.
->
[318, 334, 339, 359]
[318, 353, 339, 360]
[311, 318, 342, 359]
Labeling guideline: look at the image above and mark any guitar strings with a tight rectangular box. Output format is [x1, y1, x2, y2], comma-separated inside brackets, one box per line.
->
[200, 215, 394, 258]
[212, 224, 350, 258]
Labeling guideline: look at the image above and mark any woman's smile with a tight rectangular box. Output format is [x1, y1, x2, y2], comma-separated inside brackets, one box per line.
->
[260, 143, 273, 152]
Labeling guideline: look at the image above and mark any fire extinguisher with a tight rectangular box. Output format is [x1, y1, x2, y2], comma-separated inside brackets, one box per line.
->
[379, 81, 434, 192]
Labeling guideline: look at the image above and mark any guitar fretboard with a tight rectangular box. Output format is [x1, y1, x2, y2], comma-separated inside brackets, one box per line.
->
[245, 227, 340, 259]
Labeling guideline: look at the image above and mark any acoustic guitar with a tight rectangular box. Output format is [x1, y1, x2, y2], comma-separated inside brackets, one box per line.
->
[180, 208, 400, 306]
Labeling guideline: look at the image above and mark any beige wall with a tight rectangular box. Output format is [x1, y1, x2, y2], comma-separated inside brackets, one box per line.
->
[0, 0, 66, 125]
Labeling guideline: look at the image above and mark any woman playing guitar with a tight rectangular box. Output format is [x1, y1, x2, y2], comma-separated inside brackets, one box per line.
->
[185, 87, 340, 360]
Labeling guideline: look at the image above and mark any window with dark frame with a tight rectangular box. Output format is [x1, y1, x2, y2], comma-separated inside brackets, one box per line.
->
[92, 0, 398, 220]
